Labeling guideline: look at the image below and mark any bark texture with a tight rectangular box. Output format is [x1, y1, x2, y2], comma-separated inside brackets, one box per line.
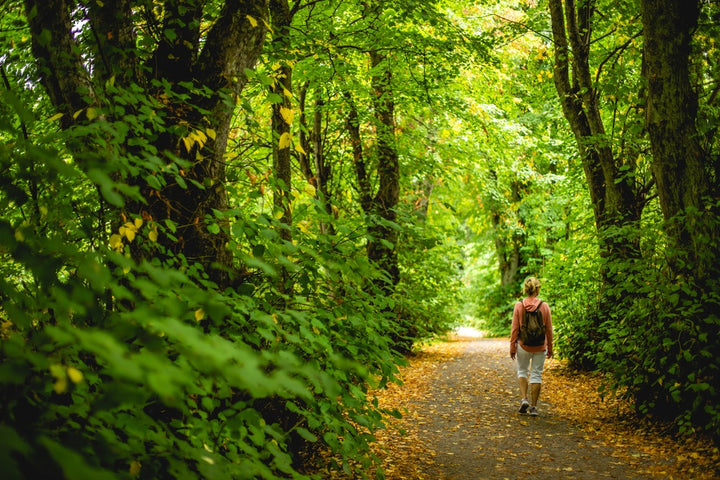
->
[640, 0, 718, 278]
[270, 0, 293, 244]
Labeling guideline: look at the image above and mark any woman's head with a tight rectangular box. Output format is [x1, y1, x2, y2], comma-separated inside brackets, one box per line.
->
[523, 277, 541, 297]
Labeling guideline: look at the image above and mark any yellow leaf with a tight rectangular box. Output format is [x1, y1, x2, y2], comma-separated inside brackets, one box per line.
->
[283, 88, 293, 98]
[194, 130, 207, 146]
[109, 234, 123, 250]
[246, 15, 258, 27]
[134, 218, 143, 229]
[73, 109, 84, 120]
[278, 132, 292, 150]
[303, 183, 316, 197]
[182, 135, 193, 152]
[67, 366, 83, 384]
[125, 227, 136, 242]
[48, 113, 64, 122]
[195, 309, 205, 322]
[298, 220, 311, 233]
[53, 377, 68, 394]
[280, 107, 294, 125]
[205, 128, 217, 141]
[86, 107, 98, 120]
[148, 229, 158, 242]
[294, 143, 307, 155]
[50, 364, 68, 394]
[129, 461, 142, 476]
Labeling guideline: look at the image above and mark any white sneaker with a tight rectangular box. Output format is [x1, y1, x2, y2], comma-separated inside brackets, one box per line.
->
[528, 406, 539, 416]
[519, 399, 530, 414]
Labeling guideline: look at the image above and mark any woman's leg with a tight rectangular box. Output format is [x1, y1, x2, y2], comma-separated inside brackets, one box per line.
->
[530, 383, 542, 406]
[519, 377, 529, 400]
[529, 351, 546, 407]
[516, 347, 532, 411]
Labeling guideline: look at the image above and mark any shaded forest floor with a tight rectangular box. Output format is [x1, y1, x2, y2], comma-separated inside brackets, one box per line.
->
[317, 331, 720, 479]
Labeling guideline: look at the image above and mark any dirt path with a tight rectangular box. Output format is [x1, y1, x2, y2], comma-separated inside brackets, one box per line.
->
[415, 337, 650, 479]
[366, 333, 719, 480]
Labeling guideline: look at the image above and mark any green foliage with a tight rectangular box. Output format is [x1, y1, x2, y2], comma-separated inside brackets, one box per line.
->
[591, 208, 720, 438]
[4, 0, 719, 475]
[395, 206, 465, 349]
[544, 201, 720, 438]
[542, 210, 602, 369]
[598, 279, 720, 436]
[0, 77, 408, 480]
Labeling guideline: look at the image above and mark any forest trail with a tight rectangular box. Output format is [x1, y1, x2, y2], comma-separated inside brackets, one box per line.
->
[359, 332, 720, 480]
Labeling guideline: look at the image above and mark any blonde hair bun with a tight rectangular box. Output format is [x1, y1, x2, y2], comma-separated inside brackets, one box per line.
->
[523, 277, 541, 296]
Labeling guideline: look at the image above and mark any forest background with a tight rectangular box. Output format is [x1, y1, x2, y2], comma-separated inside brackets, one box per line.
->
[0, 0, 718, 478]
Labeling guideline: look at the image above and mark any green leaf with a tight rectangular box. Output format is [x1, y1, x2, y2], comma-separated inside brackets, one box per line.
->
[87, 168, 124, 207]
[295, 427, 318, 442]
[38, 437, 116, 480]
[0, 425, 30, 480]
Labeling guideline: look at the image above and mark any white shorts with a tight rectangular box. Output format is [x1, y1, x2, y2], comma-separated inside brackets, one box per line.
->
[516, 346, 546, 384]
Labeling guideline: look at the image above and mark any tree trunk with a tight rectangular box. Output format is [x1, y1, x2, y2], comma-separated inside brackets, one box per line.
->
[23, 0, 269, 288]
[311, 96, 336, 235]
[298, 86, 335, 235]
[494, 178, 525, 289]
[548, 0, 644, 285]
[269, 0, 293, 245]
[548, 0, 647, 367]
[368, 50, 400, 288]
[344, 90, 373, 215]
[297, 83, 315, 186]
[640, 0, 718, 278]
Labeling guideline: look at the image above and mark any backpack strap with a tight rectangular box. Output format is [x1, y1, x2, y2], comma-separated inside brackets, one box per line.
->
[536, 301, 545, 325]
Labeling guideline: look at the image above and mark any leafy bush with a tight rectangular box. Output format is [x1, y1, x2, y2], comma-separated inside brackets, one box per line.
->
[546, 204, 720, 438]
[395, 218, 464, 349]
[473, 283, 516, 337]
[595, 267, 720, 437]
[0, 96, 405, 479]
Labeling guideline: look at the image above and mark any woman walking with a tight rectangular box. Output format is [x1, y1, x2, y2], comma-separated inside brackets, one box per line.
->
[510, 277, 553, 416]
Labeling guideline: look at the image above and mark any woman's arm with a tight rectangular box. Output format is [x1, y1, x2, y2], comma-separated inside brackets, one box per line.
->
[510, 302, 521, 358]
[544, 303, 553, 357]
